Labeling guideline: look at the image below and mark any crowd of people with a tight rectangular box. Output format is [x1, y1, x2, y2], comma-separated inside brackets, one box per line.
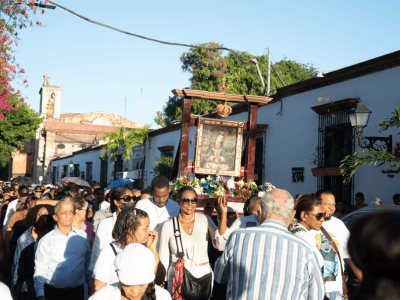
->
[0, 175, 399, 300]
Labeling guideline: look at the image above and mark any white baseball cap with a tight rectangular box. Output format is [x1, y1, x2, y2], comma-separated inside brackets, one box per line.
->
[115, 243, 155, 285]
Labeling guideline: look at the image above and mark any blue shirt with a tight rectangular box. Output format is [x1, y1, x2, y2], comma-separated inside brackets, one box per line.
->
[34, 227, 90, 297]
[214, 219, 325, 300]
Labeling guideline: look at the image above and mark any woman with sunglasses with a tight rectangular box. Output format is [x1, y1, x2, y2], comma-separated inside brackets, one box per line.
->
[89, 187, 139, 274]
[72, 196, 95, 247]
[158, 186, 228, 298]
[291, 194, 325, 269]
[91, 206, 158, 293]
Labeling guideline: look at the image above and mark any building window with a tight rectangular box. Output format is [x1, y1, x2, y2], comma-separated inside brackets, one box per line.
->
[73, 164, 80, 177]
[86, 162, 93, 183]
[62, 165, 68, 178]
[312, 99, 356, 208]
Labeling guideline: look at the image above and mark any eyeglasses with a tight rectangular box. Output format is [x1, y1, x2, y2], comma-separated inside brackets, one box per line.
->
[181, 198, 198, 205]
[309, 212, 326, 220]
[119, 195, 140, 203]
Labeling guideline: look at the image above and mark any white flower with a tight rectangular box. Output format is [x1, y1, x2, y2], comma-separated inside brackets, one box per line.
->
[237, 180, 245, 188]
[258, 191, 266, 197]
[200, 178, 206, 183]
[227, 178, 235, 189]
[194, 187, 203, 195]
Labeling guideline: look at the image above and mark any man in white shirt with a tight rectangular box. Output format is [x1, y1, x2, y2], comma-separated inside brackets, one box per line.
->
[34, 199, 90, 300]
[310, 190, 356, 300]
[135, 176, 180, 232]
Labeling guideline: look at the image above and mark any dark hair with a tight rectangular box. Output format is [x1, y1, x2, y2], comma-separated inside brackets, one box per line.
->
[26, 204, 54, 227]
[109, 187, 132, 213]
[315, 189, 333, 199]
[348, 211, 400, 299]
[144, 281, 156, 300]
[41, 193, 53, 200]
[141, 187, 152, 196]
[34, 214, 55, 234]
[112, 206, 149, 248]
[177, 186, 197, 200]
[294, 194, 321, 221]
[393, 194, 400, 204]
[72, 196, 87, 210]
[355, 192, 365, 200]
[151, 175, 170, 191]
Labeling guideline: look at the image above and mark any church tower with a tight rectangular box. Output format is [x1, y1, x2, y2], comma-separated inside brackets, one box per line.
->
[39, 74, 61, 120]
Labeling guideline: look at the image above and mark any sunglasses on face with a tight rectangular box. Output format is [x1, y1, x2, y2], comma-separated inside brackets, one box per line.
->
[119, 195, 140, 203]
[181, 198, 198, 205]
[310, 212, 326, 220]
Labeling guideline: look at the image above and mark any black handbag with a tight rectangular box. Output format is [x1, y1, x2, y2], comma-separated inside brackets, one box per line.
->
[173, 216, 213, 300]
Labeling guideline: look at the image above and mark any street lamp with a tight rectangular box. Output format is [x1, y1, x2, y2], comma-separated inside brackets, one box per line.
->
[349, 101, 371, 142]
[249, 58, 266, 96]
[349, 102, 392, 151]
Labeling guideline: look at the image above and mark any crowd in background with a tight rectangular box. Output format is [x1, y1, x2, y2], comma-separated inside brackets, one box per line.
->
[0, 176, 399, 300]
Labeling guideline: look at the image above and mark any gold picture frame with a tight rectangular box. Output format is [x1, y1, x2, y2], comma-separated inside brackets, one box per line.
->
[194, 118, 244, 177]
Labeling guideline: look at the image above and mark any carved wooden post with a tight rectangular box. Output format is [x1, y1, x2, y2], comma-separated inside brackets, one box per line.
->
[179, 97, 192, 177]
[246, 104, 258, 181]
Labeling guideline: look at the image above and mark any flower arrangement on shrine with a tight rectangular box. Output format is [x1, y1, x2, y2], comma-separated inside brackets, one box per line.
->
[171, 174, 275, 199]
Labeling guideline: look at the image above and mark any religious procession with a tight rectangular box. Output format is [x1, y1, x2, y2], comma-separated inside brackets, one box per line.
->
[1, 1, 400, 300]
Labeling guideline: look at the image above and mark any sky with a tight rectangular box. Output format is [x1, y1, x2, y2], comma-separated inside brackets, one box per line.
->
[13, 0, 400, 127]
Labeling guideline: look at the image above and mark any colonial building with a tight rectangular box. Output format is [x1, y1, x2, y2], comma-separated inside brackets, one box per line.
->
[9, 74, 143, 183]
[143, 50, 400, 207]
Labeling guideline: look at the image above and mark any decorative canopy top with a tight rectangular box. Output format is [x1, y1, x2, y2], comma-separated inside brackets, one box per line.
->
[172, 89, 273, 104]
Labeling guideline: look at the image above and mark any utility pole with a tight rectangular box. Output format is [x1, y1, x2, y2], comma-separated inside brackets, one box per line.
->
[267, 47, 271, 96]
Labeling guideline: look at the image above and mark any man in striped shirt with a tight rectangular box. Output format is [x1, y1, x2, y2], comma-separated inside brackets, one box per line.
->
[214, 189, 324, 300]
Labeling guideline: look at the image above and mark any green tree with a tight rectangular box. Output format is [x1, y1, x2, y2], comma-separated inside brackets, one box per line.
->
[155, 43, 317, 126]
[340, 106, 400, 183]
[101, 126, 149, 161]
[153, 156, 174, 178]
[0, 96, 42, 166]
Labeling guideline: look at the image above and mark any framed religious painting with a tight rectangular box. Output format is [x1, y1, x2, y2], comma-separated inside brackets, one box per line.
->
[194, 118, 244, 177]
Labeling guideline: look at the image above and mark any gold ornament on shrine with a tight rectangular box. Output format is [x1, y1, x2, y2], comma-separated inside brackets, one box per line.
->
[216, 101, 232, 118]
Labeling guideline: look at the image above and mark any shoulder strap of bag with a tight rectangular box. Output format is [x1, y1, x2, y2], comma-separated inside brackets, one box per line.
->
[109, 242, 118, 256]
[173, 216, 185, 258]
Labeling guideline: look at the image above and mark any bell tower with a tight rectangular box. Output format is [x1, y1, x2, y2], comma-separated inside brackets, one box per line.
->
[39, 74, 61, 120]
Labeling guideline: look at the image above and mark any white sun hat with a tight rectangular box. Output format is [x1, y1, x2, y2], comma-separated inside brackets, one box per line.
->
[114, 243, 155, 285]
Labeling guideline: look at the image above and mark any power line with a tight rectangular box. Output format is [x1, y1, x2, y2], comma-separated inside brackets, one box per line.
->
[48, 1, 243, 58]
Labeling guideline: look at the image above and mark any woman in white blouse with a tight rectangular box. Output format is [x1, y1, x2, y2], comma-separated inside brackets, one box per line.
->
[158, 186, 228, 297]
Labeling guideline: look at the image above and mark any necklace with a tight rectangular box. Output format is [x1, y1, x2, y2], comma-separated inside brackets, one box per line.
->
[179, 214, 195, 223]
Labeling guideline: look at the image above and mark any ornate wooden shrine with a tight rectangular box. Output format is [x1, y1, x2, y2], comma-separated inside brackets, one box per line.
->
[172, 89, 272, 181]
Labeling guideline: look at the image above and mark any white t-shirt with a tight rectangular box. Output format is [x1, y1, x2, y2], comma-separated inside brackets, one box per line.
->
[90, 213, 117, 272]
[92, 242, 122, 285]
[89, 284, 172, 300]
[0, 282, 13, 300]
[135, 198, 180, 231]
[310, 216, 350, 295]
